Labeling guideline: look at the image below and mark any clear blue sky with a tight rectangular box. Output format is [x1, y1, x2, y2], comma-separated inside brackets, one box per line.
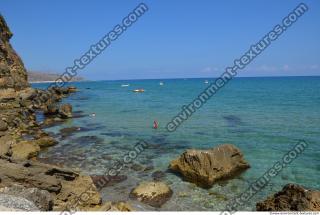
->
[1, 0, 320, 80]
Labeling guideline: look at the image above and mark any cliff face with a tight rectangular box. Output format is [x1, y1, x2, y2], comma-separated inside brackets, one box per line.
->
[0, 14, 29, 90]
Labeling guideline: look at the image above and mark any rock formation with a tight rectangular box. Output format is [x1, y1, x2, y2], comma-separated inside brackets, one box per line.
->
[169, 144, 250, 188]
[256, 184, 320, 211]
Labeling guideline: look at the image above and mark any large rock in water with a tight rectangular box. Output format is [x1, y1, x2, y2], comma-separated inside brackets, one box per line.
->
[129, 181, 173, 207]
[256, 184, 320, 211]
[59, 103, 72, 118]
[169, 144, 250, 188]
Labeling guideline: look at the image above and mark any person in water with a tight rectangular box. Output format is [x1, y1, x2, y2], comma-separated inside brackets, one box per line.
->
[153, 120, 158, 129]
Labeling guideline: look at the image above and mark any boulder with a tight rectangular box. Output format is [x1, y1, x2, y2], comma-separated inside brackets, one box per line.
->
[59, 104, 72, 118]
[44, 104, 59, 115]
[0, 184, 53, 211]
[10, 141, 40, 160]
[129, 181, 173, 207]
[169, 144, 250, 188]
[256, 184, 320, 211]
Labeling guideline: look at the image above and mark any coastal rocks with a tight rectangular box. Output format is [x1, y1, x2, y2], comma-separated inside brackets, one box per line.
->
[11, 141, 40, 160]
[0, 184, 53, 211]
[129, 181, 173, 207]
[0, 159, 102, 211]
[59, 103, 72, 119]
[0, 193, 39, 211]
[169, 144, 250, 188]
[256, 184, 320, 211]
[44, 104, 59, 115]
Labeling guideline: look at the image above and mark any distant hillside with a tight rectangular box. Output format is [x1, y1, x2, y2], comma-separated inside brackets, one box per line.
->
[28, 71, 84, 83]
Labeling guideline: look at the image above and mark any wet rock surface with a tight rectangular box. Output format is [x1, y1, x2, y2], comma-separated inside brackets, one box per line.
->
[256, 184, 320, 211]
[169, 144, 250, 188]
[130, 181, 173, 207]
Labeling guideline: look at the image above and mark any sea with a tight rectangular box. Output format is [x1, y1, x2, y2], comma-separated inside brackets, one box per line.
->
[32, 76, 320, 211]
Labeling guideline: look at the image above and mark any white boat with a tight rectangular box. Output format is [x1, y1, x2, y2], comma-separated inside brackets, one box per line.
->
[159, 82, 164, 86]
[133, 89, 145, 93]
[121, 84, 130, 87]
[204, 80, 209, 84]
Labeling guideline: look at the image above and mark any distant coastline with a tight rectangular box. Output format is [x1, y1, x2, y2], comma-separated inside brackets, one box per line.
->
[27, 71, 84, 83]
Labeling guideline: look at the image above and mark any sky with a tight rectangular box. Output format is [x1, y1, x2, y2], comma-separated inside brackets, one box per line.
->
[1, 0, 320, 80]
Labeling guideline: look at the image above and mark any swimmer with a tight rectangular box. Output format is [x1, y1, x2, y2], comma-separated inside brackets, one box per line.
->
[153, 120, 158, 129]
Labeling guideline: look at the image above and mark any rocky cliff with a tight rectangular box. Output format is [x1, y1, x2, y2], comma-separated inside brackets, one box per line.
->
[0, 15, 29, 90]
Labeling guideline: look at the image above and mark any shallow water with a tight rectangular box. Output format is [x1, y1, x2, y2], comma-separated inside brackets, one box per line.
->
[34, 77, 320, 211]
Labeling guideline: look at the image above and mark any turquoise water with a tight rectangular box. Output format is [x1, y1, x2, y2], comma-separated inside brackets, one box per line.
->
[34, 77, 320, 211]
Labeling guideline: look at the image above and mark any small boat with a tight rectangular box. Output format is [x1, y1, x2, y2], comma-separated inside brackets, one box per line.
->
[159, 82, 164, 86]
[204, 80, 209, 84]
[133, 89, 145, 93]
[121, 84, 130, 87]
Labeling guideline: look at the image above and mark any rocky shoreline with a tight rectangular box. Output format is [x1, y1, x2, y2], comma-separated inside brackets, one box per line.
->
[0, 14, 129, 211]
[0, 14, 319, 212]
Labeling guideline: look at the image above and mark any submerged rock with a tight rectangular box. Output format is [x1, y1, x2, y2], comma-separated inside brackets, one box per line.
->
[256, 184, 320, 211]
[90, 175, 127, 189]
[151, 170, 166, 181]
[59, 103, 72, 118]
[169, 144, 250, 188]
[130, 181, 173, 207]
